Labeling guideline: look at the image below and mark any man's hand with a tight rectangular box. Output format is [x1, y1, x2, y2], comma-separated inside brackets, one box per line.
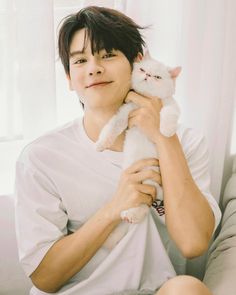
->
[125, 91, 163, 144]
[109, 158, 162, 222]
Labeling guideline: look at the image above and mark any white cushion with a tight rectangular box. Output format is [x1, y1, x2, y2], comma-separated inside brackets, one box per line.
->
[0, 195, 32, 295]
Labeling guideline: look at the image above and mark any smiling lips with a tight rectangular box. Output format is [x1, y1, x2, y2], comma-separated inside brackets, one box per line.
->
[86, 81, 113, 88]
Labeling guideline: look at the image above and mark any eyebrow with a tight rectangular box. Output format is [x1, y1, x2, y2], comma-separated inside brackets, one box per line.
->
[69, 50, 84, 58]
[69, 48, 114, 59]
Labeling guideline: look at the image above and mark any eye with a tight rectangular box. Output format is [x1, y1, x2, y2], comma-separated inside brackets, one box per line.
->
[140, 68, 145, 72]
[154, 75, 162, 79]
[74, 58, 86, 64]
[103, 52, 116, 58]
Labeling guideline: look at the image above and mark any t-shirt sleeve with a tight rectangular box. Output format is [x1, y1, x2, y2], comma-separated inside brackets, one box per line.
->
[14, 148, 68, 277]
[180, 128, 222, 233]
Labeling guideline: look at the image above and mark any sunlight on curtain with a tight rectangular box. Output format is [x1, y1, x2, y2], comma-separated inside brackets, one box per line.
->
[0, 1, 22, 140]
[1, 0, 58, 141]
[16, 0, 57, 140]
[0, 0, 58, 194]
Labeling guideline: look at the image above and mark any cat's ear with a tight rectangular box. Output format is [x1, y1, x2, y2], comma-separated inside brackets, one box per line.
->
[168, 66, 182, 79]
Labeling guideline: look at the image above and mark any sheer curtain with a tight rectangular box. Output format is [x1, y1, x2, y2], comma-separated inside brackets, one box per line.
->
[1, 0, 57, 140]
[1, 0, 235, 201]
[0, 0, 58, 194]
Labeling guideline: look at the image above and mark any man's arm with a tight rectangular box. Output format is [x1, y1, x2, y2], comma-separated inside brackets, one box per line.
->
[125, 91, 216, 258]
[30, 202, 120, 293]
[154, 133, 215, 259]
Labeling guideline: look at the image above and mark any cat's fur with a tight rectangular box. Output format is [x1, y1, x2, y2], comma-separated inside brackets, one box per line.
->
[107, 290, 155, 295]
[96, 52, 181, 250]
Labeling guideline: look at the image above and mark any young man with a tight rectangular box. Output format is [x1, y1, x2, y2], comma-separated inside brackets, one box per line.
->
[15, 6, 221, 295]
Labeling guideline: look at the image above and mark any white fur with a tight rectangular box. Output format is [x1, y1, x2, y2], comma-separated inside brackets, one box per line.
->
[96, 55, 181, 250]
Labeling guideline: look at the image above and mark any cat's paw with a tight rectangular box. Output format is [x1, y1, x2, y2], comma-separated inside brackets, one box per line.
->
[160, 106, 179, 137]
[96, 135, 115, 151]
[121, 205, 149, 223]
[96, 141, 107, 152]
[160, 122, 177, 137]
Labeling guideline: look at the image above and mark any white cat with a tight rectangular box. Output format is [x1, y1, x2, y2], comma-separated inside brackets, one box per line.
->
[96, 52, 181, 250]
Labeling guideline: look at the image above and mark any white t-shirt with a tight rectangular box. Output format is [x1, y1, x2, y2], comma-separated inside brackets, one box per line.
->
[15, 116, 221, 295]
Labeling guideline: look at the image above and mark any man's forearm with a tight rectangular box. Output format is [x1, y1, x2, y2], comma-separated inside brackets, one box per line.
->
[30, 202, 120, 293]
[155, 133, 215, 258]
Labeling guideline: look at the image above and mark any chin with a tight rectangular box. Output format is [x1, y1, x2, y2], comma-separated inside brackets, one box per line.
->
[84, 91, 125, 110]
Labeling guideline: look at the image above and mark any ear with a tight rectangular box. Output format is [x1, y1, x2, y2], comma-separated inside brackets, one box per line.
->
[168, 66, 182, 79]
[143, 49, 151, 60]
[66, 74, 74, 91]
[134, 52, 143, 63]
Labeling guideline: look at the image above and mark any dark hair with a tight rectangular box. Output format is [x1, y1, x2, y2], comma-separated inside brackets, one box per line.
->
[58, 6, 146, 76]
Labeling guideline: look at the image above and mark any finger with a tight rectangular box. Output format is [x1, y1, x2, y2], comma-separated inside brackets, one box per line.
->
[131, 190, 154, 207]
[140, 192, 154, 207]
[125, 91, 150, 107]
[128, 107, 144, 119]
[136, 183, 157, 203]
[144, 194, 154, 207]
[132, 169, 162, 186]
[127, 108, 146, 129]
[125, 158, 159, 174]
[128, 115, 137, 129]
[126, 91, 162, 106]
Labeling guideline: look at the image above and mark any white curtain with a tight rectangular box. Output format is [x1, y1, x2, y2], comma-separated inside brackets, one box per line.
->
[1, 0, 57, 140]
[1, 0, 235, 201]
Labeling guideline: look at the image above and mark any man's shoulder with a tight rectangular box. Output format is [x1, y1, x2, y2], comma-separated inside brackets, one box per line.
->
[17, 117, 82, 166]
[176, 123, 208, 157]
[177, 123, 205, 143]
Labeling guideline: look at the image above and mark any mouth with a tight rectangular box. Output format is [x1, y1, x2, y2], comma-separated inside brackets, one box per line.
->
[86, 81, 113, 88]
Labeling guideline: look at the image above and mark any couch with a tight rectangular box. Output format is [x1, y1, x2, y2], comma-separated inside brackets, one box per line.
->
[0, 194, 32, 294]
[203, 157, 236, 294]
[1, 157, 236, 294]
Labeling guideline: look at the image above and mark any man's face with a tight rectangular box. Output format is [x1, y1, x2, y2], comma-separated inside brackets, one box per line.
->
[68, 28, 132, 112]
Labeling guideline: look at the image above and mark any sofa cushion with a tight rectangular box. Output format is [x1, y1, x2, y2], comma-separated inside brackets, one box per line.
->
[0, 195, 32, 295]
[204, 157, 236, 295]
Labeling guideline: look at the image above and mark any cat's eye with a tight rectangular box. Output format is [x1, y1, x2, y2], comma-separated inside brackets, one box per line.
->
[140, 68, 145, 72]
[154, 75, 162, 79]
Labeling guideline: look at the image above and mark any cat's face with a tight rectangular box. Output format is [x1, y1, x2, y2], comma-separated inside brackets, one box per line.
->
[131, 58, 176, 99]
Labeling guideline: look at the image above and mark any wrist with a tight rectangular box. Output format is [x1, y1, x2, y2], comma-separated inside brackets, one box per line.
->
[102, 200, 122, 225]
[153, 130, 165, 145]
[154, 131, 177, 146]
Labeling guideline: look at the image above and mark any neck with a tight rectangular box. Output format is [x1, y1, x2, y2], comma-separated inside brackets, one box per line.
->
[83, 108, 125, 152]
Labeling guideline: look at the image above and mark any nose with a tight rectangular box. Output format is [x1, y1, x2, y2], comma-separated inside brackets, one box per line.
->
[88, 58, 104, 76]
